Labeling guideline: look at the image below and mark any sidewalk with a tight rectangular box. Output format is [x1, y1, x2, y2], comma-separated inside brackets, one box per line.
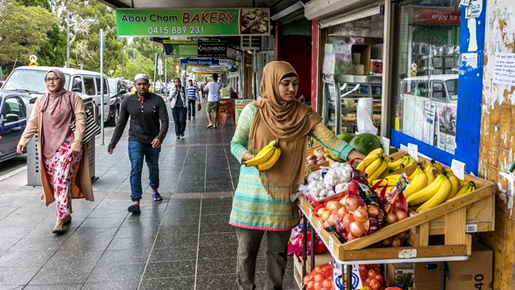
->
[0, 108, 296, 290]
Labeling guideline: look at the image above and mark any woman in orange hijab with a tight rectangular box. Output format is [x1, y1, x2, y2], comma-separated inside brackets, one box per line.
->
[17, 69, 94, 234]
[229, 61, 365, 289]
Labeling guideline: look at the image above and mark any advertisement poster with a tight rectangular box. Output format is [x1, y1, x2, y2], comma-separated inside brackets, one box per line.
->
[116, 8, 270, 37]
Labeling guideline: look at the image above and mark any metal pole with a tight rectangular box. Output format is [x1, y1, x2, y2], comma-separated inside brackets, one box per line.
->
[164, 54, 168, 85]
[153, 53, 158, 85]
[121, 47, 124, 79]
[66, 11, 70, 68]
[99, 29, 105, 145]
[347, 265, 353, 290]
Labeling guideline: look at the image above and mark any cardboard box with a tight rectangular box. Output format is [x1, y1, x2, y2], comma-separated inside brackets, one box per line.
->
[352, 44, 371, 75]
[414, 243, 493, 290]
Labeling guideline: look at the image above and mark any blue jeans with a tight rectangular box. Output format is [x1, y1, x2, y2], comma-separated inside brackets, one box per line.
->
[128, 141, 161, 201]
[172, 106, 187, 136]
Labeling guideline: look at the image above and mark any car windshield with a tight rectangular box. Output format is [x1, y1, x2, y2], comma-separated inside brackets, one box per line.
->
[108, 79, 117, 94]
[446, 79, 458, 100]
[3, 69, 70, 94]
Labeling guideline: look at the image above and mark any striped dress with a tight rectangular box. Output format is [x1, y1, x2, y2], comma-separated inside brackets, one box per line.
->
[229, 104, 355, 231]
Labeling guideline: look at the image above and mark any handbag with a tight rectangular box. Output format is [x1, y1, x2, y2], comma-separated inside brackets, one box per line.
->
[196, 101, 202, 111]
[70, 107, 101, 144]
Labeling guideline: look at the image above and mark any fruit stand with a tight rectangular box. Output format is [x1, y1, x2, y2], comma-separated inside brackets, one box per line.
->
[296, 149, 496, 290]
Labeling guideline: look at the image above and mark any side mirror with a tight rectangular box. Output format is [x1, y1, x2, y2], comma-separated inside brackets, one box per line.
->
[5, 114, 20, 123]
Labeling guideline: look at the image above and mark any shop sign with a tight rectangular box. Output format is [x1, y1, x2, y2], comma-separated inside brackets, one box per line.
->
[412, 25, 459, 45]
[198, 41, 227, 57]
[164, 43, 198, 56]
[116, 8, 270, 37]
[180, 59, 220, 66]
[413, 9, 461, 24]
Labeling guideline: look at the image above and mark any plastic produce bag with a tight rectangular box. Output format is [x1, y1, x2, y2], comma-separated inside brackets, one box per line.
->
[357, 97, 377, 134]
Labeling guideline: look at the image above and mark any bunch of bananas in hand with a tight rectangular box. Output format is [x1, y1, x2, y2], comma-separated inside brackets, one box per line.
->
[387, 155, 417, 171]
[245, 140, 281, 171]
[356, 148, 389, 183]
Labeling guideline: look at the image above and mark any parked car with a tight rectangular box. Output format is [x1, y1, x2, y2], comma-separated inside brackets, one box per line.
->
[2, 66, 110, 123]
[107, 78, 130, 126]
[0, 90, 31, 162]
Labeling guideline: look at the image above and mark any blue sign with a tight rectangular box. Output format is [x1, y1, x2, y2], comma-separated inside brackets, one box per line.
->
[180, 59, 220, 66]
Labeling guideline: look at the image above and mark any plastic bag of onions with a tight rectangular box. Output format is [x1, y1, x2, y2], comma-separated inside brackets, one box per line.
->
[381, 175, 410, 247]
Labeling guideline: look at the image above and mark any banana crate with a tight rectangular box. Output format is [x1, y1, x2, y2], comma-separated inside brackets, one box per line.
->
[298, 167, 495, 262]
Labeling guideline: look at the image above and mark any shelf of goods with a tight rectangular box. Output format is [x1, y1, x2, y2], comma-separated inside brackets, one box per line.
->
[297, 150, 495, 289]
[323, 75, 383, 134]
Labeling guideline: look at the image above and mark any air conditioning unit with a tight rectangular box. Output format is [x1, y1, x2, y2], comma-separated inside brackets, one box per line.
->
[241, 36, 262, 51]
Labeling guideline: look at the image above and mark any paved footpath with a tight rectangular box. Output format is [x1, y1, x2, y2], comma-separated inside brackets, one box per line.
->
[0, 108, 296, 290]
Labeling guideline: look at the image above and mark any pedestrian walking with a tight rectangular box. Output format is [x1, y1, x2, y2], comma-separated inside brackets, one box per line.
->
[168, 78, 188, 139]
[204, 73, 222, 129]
[108, 73, 169, 213]
[199, 78, 208, 102]
[230, 61, 365, 289]
[185, 79, 198, 120]
[16, 69, 94, 234]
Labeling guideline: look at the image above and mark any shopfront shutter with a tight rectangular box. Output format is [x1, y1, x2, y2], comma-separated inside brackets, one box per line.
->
[319, 4, 382, 28]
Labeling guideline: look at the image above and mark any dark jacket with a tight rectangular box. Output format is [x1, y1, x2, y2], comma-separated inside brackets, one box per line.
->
[109, 93, 169, 149]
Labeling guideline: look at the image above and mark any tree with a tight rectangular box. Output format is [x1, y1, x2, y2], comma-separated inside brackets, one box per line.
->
[66, 0, 122, 75]
[0, 0, 56, 71]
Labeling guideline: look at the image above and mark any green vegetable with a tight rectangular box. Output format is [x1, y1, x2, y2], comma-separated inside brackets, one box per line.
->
[336, 133, 355, 143]
[349, 133, 382, 155]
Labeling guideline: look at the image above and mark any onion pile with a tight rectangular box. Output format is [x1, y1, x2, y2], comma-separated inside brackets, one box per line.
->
[359, 265, 385, 290]
[306, 148, 328, 167]
[302, 263, 334, 290]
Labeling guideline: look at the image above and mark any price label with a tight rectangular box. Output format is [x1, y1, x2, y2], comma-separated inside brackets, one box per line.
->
[407, 143, 419, 161]
[398, 249, 417, 259]
[400, 144, 408, 152]
[382, 137, 391, 156]
[328, 237, 334, 250]
[451, 159, 466, 180]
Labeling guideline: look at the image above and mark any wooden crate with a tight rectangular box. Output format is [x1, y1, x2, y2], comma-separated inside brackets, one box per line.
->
[299, 171, 495, 261]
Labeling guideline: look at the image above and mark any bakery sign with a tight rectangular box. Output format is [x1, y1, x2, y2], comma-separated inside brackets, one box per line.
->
[116, 8, 270, 37]
[413, 9, 461, 24]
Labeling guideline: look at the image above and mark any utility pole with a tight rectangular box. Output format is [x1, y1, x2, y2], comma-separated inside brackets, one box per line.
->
[66, 10, 70, 68]
[99, 29, 105, 145]
[153, 53, 158, 85]
[121, 47, 124, 79]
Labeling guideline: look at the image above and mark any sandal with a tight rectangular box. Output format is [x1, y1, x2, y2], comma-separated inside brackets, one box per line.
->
[152, 192, 163, 201]
[206, 124, 213, 128]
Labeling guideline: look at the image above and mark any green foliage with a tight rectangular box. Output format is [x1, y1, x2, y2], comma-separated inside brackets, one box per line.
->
[38, 24, 67, 67]
[0, 0, 56, 71]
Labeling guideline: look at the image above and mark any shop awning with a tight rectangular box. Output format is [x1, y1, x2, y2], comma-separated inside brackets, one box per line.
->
[304, 0, 382, 20]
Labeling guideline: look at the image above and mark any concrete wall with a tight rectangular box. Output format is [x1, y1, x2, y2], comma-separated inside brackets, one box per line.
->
[478, 0, 515, 288]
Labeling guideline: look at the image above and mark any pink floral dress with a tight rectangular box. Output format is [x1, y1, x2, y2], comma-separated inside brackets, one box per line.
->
[43, 131, 81, 220]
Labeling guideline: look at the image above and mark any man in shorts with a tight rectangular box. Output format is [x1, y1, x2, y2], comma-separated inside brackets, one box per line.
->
[204, 73, 222, 128]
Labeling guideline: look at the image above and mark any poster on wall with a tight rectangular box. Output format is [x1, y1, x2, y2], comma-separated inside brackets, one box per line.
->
[116, 8, 270, 37]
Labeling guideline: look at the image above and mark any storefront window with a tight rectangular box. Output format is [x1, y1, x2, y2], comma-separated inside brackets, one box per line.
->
[392, 0, 460, 154]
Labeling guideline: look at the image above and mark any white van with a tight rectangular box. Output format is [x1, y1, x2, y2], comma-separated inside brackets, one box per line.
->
[1, 66, 110, 123]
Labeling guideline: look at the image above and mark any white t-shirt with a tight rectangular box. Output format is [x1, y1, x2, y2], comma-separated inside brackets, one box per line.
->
[206, 82, 222, 102]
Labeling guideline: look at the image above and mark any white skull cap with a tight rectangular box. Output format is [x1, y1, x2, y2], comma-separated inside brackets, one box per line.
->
[134, 74, 149, 82]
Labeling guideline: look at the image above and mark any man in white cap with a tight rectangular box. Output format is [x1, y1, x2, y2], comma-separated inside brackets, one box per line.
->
[108, 73, 169, 213]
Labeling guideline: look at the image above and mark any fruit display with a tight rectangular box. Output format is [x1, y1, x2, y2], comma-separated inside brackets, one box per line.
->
[302, 263, 334, 290]
[245, 139, 281, 171]
[387, 155, 416, 171]
[355, 148, 389, 183]
[301, 162, 354, 202]
[349, 133, 383, 155]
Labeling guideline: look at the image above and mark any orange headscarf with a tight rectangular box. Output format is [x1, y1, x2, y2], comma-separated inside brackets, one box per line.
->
[249, 61, 321, 201]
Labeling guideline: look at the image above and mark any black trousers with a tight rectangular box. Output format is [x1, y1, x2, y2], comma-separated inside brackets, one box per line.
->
[187, 99, 196, 118]
[172, 106, 187, 136]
